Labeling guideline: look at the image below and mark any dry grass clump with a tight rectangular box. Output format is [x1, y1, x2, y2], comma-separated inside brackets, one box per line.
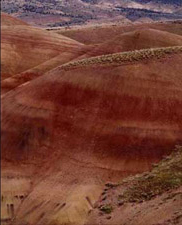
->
[118, 146, 182, 203]
[61, 46, 182, 70]
[100, 204, 113, 214]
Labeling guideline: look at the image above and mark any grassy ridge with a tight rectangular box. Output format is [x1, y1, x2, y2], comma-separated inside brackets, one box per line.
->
[61, 46, 182, 70]
[118, 146, 182, 203]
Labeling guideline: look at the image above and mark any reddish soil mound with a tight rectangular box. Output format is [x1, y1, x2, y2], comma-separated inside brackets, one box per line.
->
[1, 12, 28, 26]
[1, 48, 182, 225]
[2, 48, 182, 168]
[58, 22, 182, 45]
[1, 45, 92, 95]
[6, 27, 182, 95]
[84, 29, 182, 58]
[1, 15, 83, 80]
[6, 28, 182, 95]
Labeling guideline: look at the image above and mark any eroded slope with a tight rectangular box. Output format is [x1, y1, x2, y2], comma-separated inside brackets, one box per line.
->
[2, 47, 182, 225]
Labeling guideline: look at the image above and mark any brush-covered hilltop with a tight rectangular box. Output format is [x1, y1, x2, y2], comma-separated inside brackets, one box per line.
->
[1, 13, 182, 225]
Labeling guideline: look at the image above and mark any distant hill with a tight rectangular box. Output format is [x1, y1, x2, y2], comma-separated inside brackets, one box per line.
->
[1, 0, 182, 27]
[135, 0, 181, 5]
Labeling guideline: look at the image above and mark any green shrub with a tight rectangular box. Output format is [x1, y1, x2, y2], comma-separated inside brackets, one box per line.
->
[100, 204, 113, 214]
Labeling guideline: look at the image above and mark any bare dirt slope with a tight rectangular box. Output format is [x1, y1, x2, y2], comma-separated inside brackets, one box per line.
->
[58, 21, 182, 45]
[1, 13, 84, 80]
[2, 47, 182, 225]
[78, 28, 182, 58]
[1, 45, 92, 95]
[1, 12, 28, 26]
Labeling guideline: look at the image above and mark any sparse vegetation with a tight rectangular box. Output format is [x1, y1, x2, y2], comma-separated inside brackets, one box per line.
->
[116, 6, 182, 22]
[100, 204, 113, 214]
[2, 0, 182, 27]
[118, 146, 182, 203]
[61, 46, 182, 70]
[105, 183, 118, 188]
